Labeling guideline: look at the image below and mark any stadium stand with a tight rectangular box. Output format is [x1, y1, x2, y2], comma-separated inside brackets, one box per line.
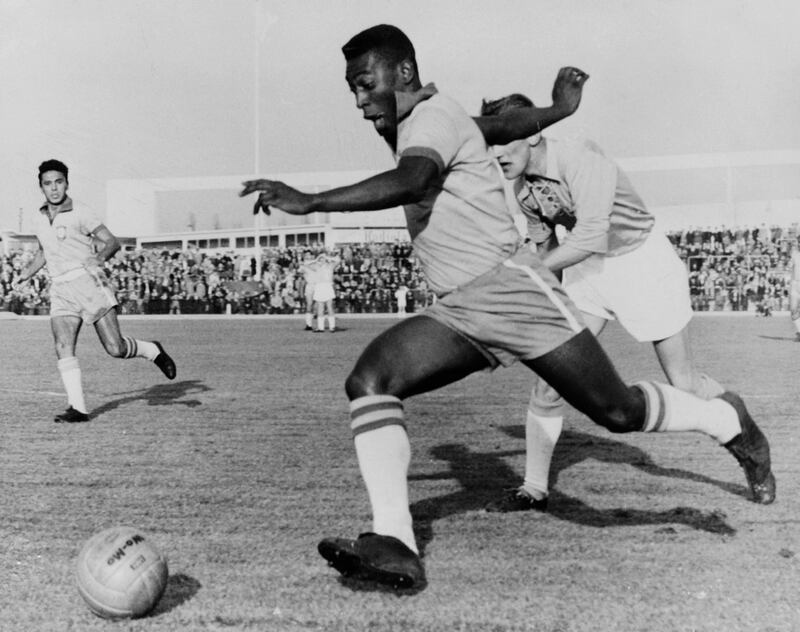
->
[1, 225, 796, 316]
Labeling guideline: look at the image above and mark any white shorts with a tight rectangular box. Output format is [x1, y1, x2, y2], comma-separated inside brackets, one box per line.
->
[562, 231, 692, 342]
[313, 282, 335, 303]
[49, 267, 118, 324]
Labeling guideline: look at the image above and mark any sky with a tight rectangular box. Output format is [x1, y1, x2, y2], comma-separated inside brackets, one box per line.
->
[1, 0, 799, 232]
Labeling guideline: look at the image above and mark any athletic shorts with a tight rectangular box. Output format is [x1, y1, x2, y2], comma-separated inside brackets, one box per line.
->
[424, 246, 585, 368]
[313, 282, 335, 303]
[49, 267, 118, 324]
[562, 231, 692, 342]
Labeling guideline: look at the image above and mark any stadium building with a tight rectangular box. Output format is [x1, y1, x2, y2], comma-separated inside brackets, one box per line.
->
[101, 150, 800, 254]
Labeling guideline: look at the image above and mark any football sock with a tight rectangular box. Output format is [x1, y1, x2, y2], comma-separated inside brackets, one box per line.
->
[793, 317, 800, 334]
[305, 313, 313, 328]
[522, 411, 563, 499]
[58, 356, 87, 414]
[635, 381, 740, 444]
[350, 395, 417, 554]
[122, 336, 159, 361]
[316, 316, 324, 331]
[327, 316, 336, 330]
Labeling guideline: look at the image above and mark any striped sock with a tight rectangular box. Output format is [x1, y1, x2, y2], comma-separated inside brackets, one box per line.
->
[634, 381, 740, 444]
[57, 356, 87, 414]
[123, 336, 159, 361]
[350, 395, 416, 553]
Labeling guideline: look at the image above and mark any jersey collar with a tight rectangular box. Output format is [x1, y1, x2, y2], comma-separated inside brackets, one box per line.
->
[395, 83, 438, 122]
[39, 196, 74, 215]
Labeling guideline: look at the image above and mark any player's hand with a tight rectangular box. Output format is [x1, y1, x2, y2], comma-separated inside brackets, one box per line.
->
[551, 66, 589, 116]
[239, 179, 313, 216]
[83, 256, 104, 272]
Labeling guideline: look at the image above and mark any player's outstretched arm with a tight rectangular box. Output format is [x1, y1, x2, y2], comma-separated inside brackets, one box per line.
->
[240, 155, 439, 216]
[475, 66, 589, 146]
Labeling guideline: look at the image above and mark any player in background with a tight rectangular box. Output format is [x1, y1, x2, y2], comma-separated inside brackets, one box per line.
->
[298, 251, 319, 330]
[789, 239, 800, 341]
[16, 160, 176, 423]
[239, 25, 774, 590]
[313, 252, 340, 332]
[480, 93, 726, 512]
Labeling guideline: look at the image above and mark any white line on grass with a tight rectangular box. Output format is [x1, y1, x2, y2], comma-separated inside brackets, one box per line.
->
[0, 388, 64, 398]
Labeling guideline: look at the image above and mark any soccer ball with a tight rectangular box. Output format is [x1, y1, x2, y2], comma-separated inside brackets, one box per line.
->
[75, 526, 169, 619]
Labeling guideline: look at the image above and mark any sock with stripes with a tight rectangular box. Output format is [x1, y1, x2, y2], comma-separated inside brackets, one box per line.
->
[634, 381, 740, 444]
[122, 336, 159, 361]
[350, 395, 417, 553]
[57, 356, 87, 414]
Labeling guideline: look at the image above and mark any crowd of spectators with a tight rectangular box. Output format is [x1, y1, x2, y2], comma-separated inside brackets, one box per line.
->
[0, 242, 434, 316]
[666, 222, 799, 314]
[1, 223, 797, 317]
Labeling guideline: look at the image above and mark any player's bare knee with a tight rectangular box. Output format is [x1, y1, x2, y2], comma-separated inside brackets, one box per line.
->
[345, 367, 396, 400]
[529, 380, 564, 417]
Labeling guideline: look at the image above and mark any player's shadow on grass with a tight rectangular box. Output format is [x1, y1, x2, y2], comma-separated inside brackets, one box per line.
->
[410, 432, 738, 556]
[148, 573, 201, 617]
[90, 379, 211, 419]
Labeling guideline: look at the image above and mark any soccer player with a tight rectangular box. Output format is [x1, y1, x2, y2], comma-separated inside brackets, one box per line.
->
[298, 251, 319, 330]
[480, 93, 725, 512]
[789, 239, 800, 341]
[313, 252, 341, 332]
[16, 160, 176, 423]
[239, 25, 774, 590]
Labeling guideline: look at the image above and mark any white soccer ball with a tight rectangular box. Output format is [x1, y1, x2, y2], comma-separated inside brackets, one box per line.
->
[75, 526, 168, 619]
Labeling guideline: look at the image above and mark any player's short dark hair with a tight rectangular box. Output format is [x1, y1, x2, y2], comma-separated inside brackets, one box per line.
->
[480, 93, 534, 117]
[342, 24, 417, 73]
[38, 159, 69, 184]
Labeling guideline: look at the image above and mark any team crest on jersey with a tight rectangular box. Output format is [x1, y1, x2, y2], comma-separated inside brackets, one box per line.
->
[56, 226, 68, 241]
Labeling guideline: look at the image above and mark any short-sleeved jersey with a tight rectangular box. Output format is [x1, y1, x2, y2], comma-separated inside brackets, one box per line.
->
[300, 261, 322, 287]
[514, 138, 654, 257]
[33, 197, 103, 279]
[394, 85, 522, 296]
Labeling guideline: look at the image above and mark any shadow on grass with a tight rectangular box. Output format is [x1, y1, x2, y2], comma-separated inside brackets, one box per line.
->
[758, 334, 799, 342]
[90, 379, 211, 418]
[148, 573, 202, 617]
[336, 575, 426, 596]
[410, 431, 739, 555]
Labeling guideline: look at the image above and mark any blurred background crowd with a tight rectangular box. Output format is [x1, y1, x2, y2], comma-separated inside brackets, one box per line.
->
[1, 223, 797, 317]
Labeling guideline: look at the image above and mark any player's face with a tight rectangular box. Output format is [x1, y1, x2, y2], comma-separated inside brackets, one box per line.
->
[345, 52, 400, 138]
[40, 170, 68, 205]
[492, 140, 530, 180]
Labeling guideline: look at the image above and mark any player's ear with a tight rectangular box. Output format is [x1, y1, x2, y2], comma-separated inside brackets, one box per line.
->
[398, 59, 416, 85]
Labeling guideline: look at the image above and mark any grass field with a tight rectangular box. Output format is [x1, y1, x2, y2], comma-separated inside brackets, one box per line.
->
[1, 313, 798, 631]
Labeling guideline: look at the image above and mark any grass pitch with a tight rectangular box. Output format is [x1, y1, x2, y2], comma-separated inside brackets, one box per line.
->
[1, 314, 798, 631]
